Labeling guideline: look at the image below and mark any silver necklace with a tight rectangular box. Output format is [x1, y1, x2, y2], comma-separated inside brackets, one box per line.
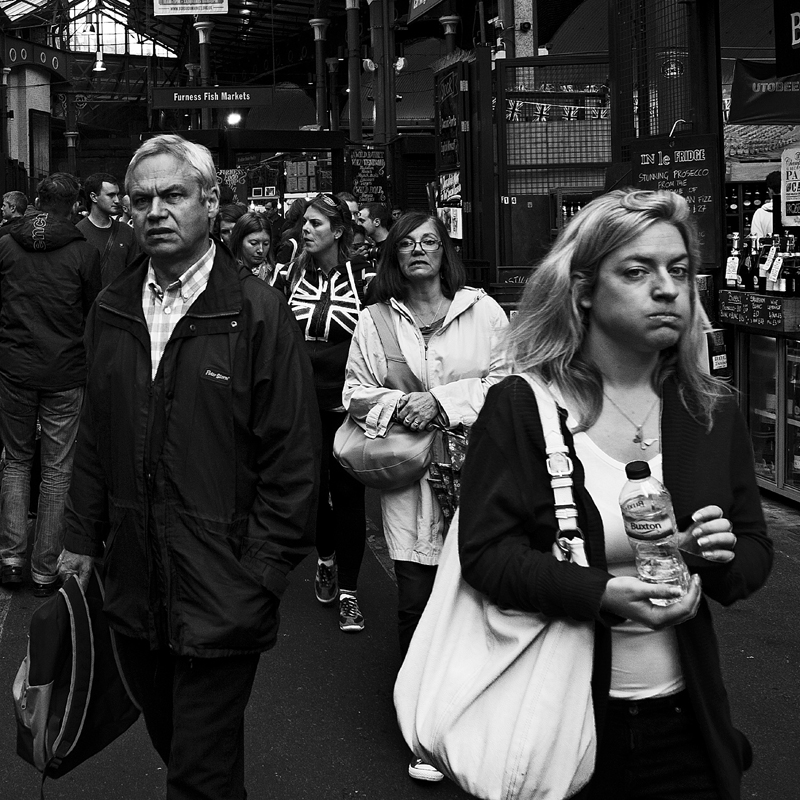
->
[602, 390, 660, 450]
[408, 295, 445, 328]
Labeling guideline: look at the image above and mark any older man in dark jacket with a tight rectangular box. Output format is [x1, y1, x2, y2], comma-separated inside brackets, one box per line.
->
[58, 134, 320, 800]
[0, 173, 101, 594]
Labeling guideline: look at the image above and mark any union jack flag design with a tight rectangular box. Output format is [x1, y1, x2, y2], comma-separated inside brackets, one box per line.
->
[289, 263, 364, 342]
[562, 104, 580, 121]
[532, 103, 550, 122]
[506, 99, 524, 121]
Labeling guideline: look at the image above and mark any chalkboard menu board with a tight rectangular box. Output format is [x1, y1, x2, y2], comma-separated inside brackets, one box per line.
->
[630, 134, 720, 268]
[347, 146, 388, 204]
[717, 290, 800, 332]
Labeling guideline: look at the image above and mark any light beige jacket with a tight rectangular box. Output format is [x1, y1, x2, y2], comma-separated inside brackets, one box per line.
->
[343, 288, 509, 564]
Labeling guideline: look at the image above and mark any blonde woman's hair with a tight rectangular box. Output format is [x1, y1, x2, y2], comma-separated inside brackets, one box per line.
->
[506, 188, 726, 430]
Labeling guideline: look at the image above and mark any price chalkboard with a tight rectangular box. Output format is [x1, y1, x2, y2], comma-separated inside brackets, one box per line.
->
[630, 135, 720, 268]
[347, 146, 388, 204]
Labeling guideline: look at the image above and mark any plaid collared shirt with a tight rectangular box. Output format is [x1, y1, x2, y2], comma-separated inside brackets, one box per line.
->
[142, 241, 216, 381]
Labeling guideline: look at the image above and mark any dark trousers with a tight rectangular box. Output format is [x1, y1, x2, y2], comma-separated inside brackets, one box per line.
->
[588, 691, 721, 800]
[394, 560, 438, 657]
[115, 634, 260, 800]
[317, 409, 366, 590]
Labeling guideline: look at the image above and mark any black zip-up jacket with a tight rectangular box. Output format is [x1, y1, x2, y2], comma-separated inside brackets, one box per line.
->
[0, 212, 101, 389]
[63, 248, 321, 657]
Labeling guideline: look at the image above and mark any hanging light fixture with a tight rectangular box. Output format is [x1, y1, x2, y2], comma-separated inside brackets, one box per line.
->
[92, 7, 105, 72]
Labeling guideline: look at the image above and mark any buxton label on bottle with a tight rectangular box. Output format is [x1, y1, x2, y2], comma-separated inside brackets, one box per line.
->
[624, 516, 674, 540]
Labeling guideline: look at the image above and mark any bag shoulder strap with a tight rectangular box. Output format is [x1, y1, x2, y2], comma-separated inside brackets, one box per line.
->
[518, 374, 587, 564]
[367, 304, 425, 394]
[98, 222, 119, 279]
[49, 576, 94, 771]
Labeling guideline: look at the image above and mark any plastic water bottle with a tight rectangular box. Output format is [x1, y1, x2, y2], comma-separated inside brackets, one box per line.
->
[619, 460, 690, 606]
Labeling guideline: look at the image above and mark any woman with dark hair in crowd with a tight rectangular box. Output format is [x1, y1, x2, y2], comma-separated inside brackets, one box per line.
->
[275, 197, 307, 270]
[343, 210, 508, 782]
[215, 203, 246, 248]
[285, 193, 373, 633]
[228, 212, 282, 288]
[457, 189, 773, 799]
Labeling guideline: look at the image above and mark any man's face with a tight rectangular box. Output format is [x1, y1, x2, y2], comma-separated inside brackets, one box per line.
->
[1, 199, 14, 221]
[358, 209, 378, 237]
[128, 153, 219, 270]
[219, 219, 236, 246]
[93, 182, 122, 218]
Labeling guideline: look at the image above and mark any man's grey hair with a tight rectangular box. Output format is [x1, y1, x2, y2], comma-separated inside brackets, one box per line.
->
[125, 134, 218, 201]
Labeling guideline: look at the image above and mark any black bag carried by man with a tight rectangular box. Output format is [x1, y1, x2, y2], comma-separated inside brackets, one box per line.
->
[12, 570, 140, 779]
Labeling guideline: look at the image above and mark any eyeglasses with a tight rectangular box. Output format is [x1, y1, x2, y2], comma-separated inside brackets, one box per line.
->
[396, 237, 442, 253]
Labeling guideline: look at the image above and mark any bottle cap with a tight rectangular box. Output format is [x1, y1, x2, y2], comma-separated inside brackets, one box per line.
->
[624, 460, 651, 479]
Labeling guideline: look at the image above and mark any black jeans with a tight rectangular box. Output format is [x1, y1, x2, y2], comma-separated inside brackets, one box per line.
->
[317, 409, 366, 590]
[588, 691, 721, 800]
[115, 634, 260, 800]
[394, 560, 438, 657]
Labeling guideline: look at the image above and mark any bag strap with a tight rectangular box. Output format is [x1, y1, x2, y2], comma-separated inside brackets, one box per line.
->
[519, 374, 587, 565]
[49, 575, 94, 772]
[98, 222, 119, 280]
[344, 260, 364, 313]
[367, 304, 425, 394]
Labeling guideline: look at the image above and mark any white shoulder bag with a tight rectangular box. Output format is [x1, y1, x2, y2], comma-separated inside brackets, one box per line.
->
[393, 374, 596, 800]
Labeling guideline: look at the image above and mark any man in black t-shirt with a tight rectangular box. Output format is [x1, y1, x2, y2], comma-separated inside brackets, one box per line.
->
[77, 173, 138, 286]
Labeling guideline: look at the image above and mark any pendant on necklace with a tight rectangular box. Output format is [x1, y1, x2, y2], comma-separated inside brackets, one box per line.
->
[633, 427, 658, 450]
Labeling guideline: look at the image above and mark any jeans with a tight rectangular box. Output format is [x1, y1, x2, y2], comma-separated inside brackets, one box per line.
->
[115, 634, 260, 800]
[0, 380, 84, 584]
[316, 409, 366, 590]
[588, 691, 721, 800]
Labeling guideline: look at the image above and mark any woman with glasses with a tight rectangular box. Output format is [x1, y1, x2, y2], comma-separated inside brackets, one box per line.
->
[286, 193, 373, 633]
[228, 212, 282, 288]
[342, 211, 509, 783]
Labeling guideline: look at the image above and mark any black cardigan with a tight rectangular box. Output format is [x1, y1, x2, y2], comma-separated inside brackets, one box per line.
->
[459, 375, 773, 800]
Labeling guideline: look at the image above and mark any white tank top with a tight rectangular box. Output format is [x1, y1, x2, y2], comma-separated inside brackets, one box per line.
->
[572, 431, 685, 699]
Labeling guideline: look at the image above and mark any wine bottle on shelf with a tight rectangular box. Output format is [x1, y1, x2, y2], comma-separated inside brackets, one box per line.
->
[728, 186, 739, 212]
[753, 187, 763, 207]
[743, 187, 753, 208]
[725, 232, 741, 289]
[736, 238, 752, 290]
[746, 233, 760, 292]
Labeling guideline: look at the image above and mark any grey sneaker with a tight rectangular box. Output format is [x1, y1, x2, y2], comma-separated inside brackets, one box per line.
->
[314, 558, 338, 605]
[338, 593, 364, 633]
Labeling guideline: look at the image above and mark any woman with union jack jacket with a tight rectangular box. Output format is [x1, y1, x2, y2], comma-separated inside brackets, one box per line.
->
[285, 193, 374, 634]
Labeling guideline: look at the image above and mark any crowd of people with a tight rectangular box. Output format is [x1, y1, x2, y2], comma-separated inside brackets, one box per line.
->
[0, 134, 773, 800]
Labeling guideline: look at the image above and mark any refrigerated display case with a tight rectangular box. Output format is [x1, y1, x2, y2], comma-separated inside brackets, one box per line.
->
[747, 335, 777, 483]
[732, 331, 800, 501]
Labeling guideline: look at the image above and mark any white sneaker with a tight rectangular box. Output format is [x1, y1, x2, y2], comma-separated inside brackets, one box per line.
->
[408, 756, 444, 782]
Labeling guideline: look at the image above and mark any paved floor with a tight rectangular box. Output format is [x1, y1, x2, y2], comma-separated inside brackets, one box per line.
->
[0, 490, 797, 799]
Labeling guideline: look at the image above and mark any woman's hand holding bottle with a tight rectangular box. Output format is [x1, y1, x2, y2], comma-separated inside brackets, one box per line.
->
[600, 573, 702, 630]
